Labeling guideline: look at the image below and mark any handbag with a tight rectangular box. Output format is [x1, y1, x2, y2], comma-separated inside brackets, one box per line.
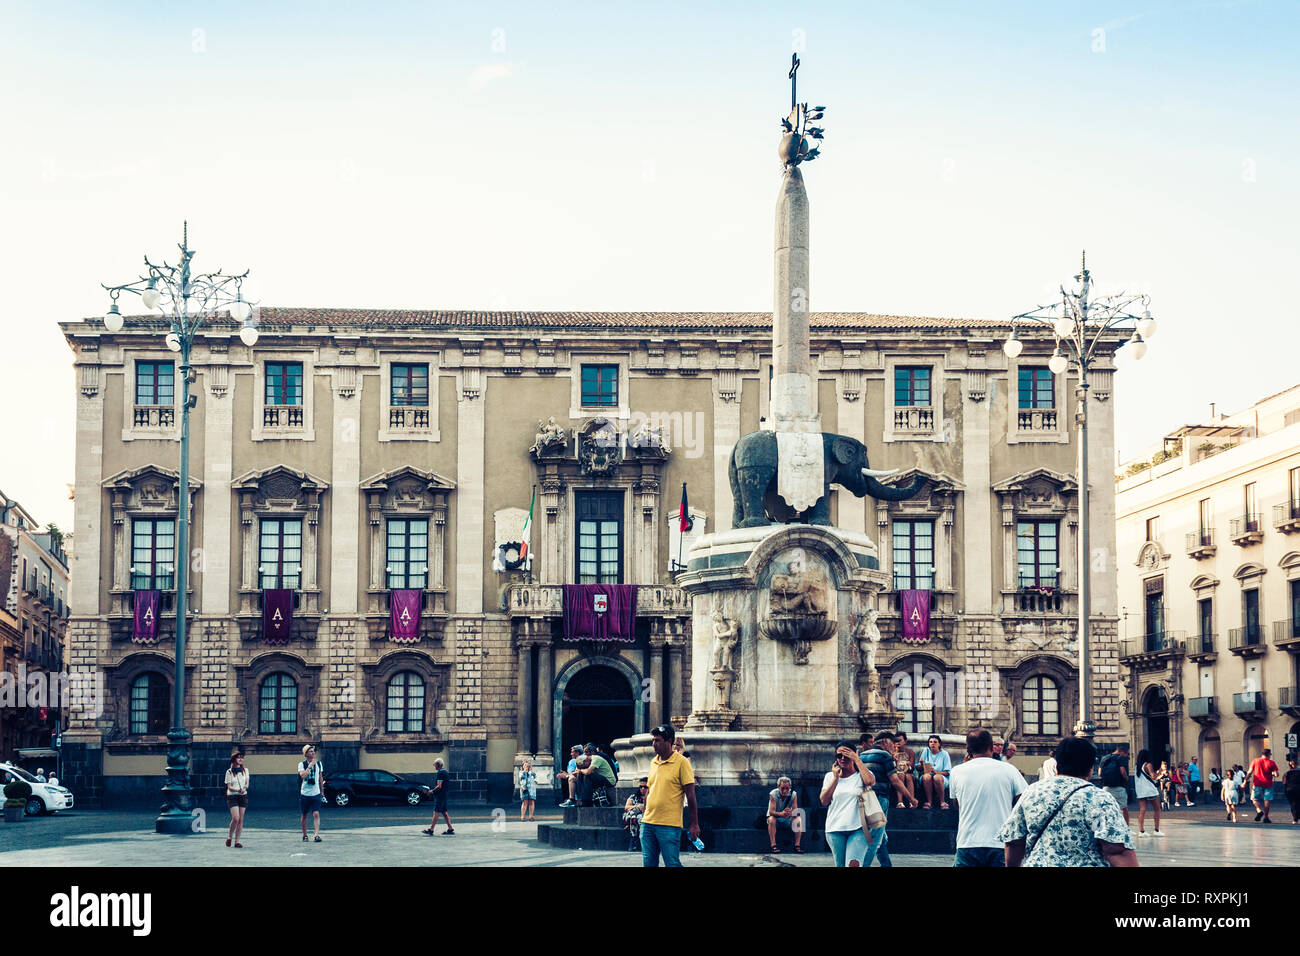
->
[857, 785, 887, 832]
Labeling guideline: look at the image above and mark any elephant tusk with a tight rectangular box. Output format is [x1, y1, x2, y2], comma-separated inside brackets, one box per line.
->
[861, 467, 901, 478]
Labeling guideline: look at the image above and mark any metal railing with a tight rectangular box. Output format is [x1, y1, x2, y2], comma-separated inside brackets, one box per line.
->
[1274, 618, 1300, 644]
[1279, 686, 1300, 710]
[1188, 697, 1217, 720]
[892, 406, 934, 431]
[1185, 529, 1215, 553]
[389, 407, 430, 429]
[132, 404, 175, 427]
[1017, 408, 1057, 432]
[1274, 501, 1300, 528]
[1189, 632, 1216, 655]
[1232, 691, 1265, 714]
[1228, 625, 1264, 650]
[1229, 514, 1262, 540]
[263, 405, 304, 428]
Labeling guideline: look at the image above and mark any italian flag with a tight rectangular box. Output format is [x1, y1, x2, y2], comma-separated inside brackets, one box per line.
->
[520, 486, 535, 563]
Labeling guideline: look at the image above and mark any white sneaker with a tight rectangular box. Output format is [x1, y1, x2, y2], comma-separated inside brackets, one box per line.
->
[1152, 830, 1166, 837]
[1138, 830, 1150, 837]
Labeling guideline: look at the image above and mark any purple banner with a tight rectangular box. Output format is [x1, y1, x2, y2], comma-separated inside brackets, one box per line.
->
[262, 589, 294, 645]
[389, 589, 422, 643]
[901, 589, 931, 644]
[132, 589, 161, 644]
[562, 584, 638, 643]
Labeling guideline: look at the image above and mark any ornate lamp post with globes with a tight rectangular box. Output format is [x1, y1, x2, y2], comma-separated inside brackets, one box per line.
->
[1004, 253, 1155, 740]
[101, 222, 259, 833]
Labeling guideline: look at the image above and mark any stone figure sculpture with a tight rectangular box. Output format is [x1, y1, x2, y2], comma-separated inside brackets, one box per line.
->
[855, 609, 884, 712]
[530, 417, 567, 455]
[728, 431, 926, 528]
[761, 550, 836, 664]
[768, 552, 827, 615]
[710, 609, 740, 672]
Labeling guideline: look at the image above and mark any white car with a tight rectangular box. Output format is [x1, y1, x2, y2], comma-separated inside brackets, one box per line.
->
[1, 763, 74, 815]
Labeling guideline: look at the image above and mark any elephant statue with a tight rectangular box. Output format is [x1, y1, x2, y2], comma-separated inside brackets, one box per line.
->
[728, 431, 926, 528]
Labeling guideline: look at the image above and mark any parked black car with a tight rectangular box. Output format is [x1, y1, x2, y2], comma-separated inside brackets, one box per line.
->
[323, 770, 432, 808]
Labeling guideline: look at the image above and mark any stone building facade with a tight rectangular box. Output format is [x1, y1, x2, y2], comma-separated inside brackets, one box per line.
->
[1116, 384, 1300, 773]
[60, 308, 1123, 804]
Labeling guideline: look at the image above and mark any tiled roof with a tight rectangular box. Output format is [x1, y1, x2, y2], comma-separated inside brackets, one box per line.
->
[72, 308, 1015, 334]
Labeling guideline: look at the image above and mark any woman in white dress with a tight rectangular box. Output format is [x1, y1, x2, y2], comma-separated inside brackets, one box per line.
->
[1134, 749, 1164, 837]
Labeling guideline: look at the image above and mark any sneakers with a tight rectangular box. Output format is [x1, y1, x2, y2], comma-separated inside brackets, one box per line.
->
[558, 800, 576, 808]
[1152, 830, 1165, 837]
[1255, 811, 1264, 822]
[1138, 830, 1150, 837]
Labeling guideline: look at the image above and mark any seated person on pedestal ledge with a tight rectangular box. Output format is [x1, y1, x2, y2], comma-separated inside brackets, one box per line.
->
[624, 778, 649, 851]
[576, 742, 618, 806]
[893, 733, 918, 808]
[557, 745, 583, 808]
[766, 776, 802, 854]
[918, 734, 952, 810]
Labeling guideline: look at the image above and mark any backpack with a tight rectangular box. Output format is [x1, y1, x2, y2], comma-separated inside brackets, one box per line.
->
[1100, 754, 1126, 788]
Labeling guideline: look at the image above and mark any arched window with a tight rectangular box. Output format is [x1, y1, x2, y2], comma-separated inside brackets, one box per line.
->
[387, 671, 425, 733]
[129, 673, 170, 735]
[1022, 676, 1060, 737]
[259, 673, 298, 734]
[894, 671, 935, 734]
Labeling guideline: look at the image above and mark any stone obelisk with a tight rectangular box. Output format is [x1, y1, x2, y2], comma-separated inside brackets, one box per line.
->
[771, 165, 819, 434]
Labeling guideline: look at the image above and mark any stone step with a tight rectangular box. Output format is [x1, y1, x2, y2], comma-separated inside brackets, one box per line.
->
[538, 823, 957, 855]
[562, 803, 957, 830]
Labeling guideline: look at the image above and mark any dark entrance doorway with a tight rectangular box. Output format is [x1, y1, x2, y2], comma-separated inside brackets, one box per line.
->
[560, 665, 634, 755]
[1143, 686, 1171, 764]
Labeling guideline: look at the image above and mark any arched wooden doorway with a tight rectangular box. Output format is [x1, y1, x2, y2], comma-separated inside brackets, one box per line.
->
[553, 657, 642, 762]
[1142, 686, 1171, 764]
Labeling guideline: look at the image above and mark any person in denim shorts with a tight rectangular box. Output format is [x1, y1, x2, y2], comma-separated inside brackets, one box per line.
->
[298, 744, 325, 842]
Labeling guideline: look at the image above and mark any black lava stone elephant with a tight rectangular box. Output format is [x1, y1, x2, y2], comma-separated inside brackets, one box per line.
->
[728, 431, 926, 528]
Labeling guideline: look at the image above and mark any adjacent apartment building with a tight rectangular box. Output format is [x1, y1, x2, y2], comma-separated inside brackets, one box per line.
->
[0, 488, 71, 760]
[1116, 384, 1300, 773]
[60, 308, 1125, 804]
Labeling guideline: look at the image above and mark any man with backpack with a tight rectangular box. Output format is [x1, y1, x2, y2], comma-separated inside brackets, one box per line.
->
[1099, 743, 1131, 826]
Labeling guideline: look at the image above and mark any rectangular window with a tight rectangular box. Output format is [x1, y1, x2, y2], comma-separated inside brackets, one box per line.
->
[1290, 467, 1300, 515]
[1243, 588, 1260, 644]
[1144, 590, 1165, 649]
[1145, 516, 1160, 542]
[1018, 366, 1054, 409]
[891, 519, 934, 591]
[1291, 579, 1300, 637]
[1016, 520, 1058, 588]
[135, 361, 175, 406]
[1198, 498, 1213, 535]
[1244, 482, 1257, 525]
[894, 366, 932, 407]
[259, 518, 303, 590]
[1199, 598, 1213, 639]
[131, 518, 176, 590]
[390, 363, 429, 407]
[265, 362, 304, 406]
[580, 364, 619, 407]
[575, 492, 622, 584]
[386, 518, 429, 590]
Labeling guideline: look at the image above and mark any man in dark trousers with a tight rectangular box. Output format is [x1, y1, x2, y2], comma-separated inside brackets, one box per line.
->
[422, 758, 454, 835]
[857, 732, 917, 867]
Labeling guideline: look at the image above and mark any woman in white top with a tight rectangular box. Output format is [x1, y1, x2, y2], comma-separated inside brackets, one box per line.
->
[224, 751, 250, 848]
[819, 741, 876, 867]
[1133, 749, 1164, 837]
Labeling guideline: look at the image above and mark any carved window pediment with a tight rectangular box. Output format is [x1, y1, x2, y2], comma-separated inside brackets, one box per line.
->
[233, 465, 328, 513]
[361, 467, 454, 623]
[361, 466, 455, 513]
[104, 465, 202, 514]
[992, 468, 1078, 514]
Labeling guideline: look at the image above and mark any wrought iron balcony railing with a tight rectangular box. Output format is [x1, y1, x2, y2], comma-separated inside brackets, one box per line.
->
[1274, 501, 1300, 532]
[1228, 625, 1264, 650]
[1229, 514, 1263, 544]
[1274, 618, 1300, 646]
[1185, 529, 1216, 557]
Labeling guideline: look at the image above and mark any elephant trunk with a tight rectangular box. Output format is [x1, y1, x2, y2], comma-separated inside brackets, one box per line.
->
[865, 475, 927, 502]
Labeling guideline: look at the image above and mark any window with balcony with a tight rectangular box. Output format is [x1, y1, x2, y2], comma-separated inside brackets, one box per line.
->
[580, 364, 619, 408]
[1243, 482, 1259, 532]
[892, 519, 934, 591]
[1291, 468, 1300, 517]
[258, 673, 298, 734]
[259, 518, 303, 590]
[1022, 676, 1060, 736]
[1015, 365, 1058, 434]
[1197, 597, 1214, 653]
[576, 491, 622, 584]
[263, 362, 305, 428]
[386, 671, 425, 732]
[133, 361, 175, 428]
[892, 366, 934, 432]
[893, 671, 935, 734]
[1144, 587, 1166, 651]
[386, 518, 429, 590]
[129, 673, 170, 735]
[130, 518, 175, 591]
[387, 362, 431, 430]
[1243, 588, 1261, 645]
[1016, 520, 1058, 589]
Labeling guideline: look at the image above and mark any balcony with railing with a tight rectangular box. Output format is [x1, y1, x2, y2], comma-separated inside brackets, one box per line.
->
[1228, 625, 1267, 656]
[1232, 690, 1266, 718]
[132, 404, 175, 428]
[1186, 631, 1217, 662]
[388, 407, 431, 430]
[262, 404, 304, 428]
[1274, 500, 1300, 534]
[1017, 408, 1058, 433]
[1013, 586, 1064, 614]
[1229, 513, 1264, 546]
[892, 406, 934, 433]
[1119, 629, 1186, 665]
[1274, 618, 1300, 651]
[1280, 686, 1300, 717]
[1185, 529, 1216, 560]
[1188, 696, 1218, 723]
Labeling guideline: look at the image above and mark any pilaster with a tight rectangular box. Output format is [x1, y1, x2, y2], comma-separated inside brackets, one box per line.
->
[200, 339, 234, 614]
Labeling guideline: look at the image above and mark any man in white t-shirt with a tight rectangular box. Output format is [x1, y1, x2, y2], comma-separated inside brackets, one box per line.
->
[949, 728, 1027, 867]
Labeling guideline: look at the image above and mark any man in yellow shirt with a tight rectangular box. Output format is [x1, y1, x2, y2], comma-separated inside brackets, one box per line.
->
[641, 724, 700, 867]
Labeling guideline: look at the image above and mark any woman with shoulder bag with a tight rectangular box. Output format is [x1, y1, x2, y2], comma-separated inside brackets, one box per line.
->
[1134, 749, 1164, 837]
[225, 750, 250, 848]
[819, 742, 879, 867]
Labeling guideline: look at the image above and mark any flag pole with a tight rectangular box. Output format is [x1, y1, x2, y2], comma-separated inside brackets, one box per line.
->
[527, 484, 536, 583]
[677, 482, 687, 574]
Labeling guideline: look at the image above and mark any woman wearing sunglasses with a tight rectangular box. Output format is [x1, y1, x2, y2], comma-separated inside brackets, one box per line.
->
[820, 741, 876, 866]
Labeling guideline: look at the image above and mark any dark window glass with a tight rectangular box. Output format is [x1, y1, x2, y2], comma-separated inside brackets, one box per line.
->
[894, 366, 932, 407]
[131, 518, 176, 590]
[386, 672, 425, 733]
[265, 362, 304, 406]
[135, 361, 175, 405]
[1243, 588, 1260, 642]
[130, 673, 170, 735]
[391, 364, 429, 407]
[576, 492, 622, 584]
[1023, 676, 1060, 736]
[580, 364, 619, 407]
[1199, 598, 1213, 639]
[386, 519, 429, 590]
[259, 518, 303, 590]
[1016, 521, 1058, 588]
[1018, 366, 1054, 409]
[259, 673, 298, 734]
[892, 519, 934, 590]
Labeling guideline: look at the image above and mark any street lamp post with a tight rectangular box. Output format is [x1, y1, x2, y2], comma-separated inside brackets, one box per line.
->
[1004, 253, 1155, 740]
[102, 223, 258, 833]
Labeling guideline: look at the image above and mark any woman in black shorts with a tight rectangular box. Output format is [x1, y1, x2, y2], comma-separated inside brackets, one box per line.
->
[225, 751, 250, 848]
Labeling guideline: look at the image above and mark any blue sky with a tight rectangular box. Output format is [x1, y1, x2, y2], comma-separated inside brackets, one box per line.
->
[2, 0, 1297, 528]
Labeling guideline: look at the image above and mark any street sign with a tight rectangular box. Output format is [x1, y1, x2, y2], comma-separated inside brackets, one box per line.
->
[1287, 733, 1298, 750]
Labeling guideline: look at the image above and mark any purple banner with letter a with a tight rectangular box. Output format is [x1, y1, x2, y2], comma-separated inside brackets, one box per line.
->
[132, 589, 161, 644]
[901, 589, 931, 644]
[562, 584, 638, 643]
[262, 589, 294, 645]
[389, 589, 422, 643]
